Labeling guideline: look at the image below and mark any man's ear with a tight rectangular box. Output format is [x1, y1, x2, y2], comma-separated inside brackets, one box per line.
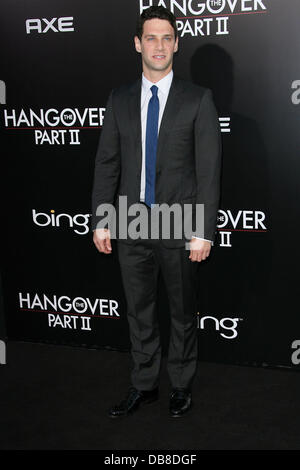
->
[134, 36, 142, 53]
[174, 37, 179, 53]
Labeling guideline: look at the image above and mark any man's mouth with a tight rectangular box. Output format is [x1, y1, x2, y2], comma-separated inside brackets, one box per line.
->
[153, 55, 166, 60]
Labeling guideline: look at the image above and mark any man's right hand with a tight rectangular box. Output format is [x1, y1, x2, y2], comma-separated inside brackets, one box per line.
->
[93, 228, 112, 254]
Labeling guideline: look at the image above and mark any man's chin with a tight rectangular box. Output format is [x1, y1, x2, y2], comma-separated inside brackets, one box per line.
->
[149, 62, 171, 72]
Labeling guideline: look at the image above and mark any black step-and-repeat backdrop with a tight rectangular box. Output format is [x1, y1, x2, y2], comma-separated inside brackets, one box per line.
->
[1, 0, 300, 369]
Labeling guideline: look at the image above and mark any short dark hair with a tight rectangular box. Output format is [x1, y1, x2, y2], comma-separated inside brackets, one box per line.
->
[136, 6, 178, 40]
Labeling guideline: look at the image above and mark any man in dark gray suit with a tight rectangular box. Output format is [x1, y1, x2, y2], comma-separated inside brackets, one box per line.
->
[91, 6, 221, 418]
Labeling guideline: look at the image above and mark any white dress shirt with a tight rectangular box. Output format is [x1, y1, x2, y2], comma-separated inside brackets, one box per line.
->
[139, 70, 212, 244]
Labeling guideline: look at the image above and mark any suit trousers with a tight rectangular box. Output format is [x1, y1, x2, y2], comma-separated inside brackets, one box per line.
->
[116, 231, 199, 392]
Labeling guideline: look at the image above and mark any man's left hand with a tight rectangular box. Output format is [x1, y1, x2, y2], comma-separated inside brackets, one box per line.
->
[189, 238, 211, 262]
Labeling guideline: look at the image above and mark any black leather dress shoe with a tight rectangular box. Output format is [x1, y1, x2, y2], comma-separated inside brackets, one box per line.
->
[169, 388, 192, 417]
[108, 386, 159, 418]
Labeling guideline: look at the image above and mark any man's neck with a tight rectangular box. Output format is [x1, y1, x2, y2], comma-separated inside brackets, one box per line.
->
[142, 66, 172, 84]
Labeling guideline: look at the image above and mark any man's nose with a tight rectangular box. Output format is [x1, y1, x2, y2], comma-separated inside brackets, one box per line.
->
[156, 40, 164, 50]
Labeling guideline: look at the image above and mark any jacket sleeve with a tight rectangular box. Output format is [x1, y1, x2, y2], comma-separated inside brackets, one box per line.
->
[194, 88, 222, 242]
[91, 91, 121, 231]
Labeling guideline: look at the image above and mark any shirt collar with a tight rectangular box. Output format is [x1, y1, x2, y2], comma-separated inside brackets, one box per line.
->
[142, 70, 173, 96]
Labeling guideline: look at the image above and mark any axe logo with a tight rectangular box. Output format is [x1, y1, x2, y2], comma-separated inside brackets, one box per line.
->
[26, 17, 74, 34]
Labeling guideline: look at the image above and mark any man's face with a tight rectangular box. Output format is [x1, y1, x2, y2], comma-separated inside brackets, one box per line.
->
[134, 18, 178, 75]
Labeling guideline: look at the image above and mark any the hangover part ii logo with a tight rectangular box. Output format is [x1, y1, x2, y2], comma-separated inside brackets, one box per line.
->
[19, 292, 120, 331]
[217, 208, 267, 247]
[139, 0, 267, 37]
[2, 107, 105, 145]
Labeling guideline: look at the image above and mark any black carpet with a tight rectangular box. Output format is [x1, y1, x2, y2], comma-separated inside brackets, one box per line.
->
[0, 341, 300, 450]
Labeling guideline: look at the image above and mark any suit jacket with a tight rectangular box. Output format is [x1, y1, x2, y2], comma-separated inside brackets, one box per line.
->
[91, 75, 222, 248]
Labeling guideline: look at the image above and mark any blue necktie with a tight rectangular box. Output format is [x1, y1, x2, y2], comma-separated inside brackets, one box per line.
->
[145, 85, 159, 207]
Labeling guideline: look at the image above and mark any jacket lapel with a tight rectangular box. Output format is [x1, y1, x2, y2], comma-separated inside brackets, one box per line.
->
[128, 79, 143, 178]
[129, 78, 142, 145]
[156, 76, 184, 168]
